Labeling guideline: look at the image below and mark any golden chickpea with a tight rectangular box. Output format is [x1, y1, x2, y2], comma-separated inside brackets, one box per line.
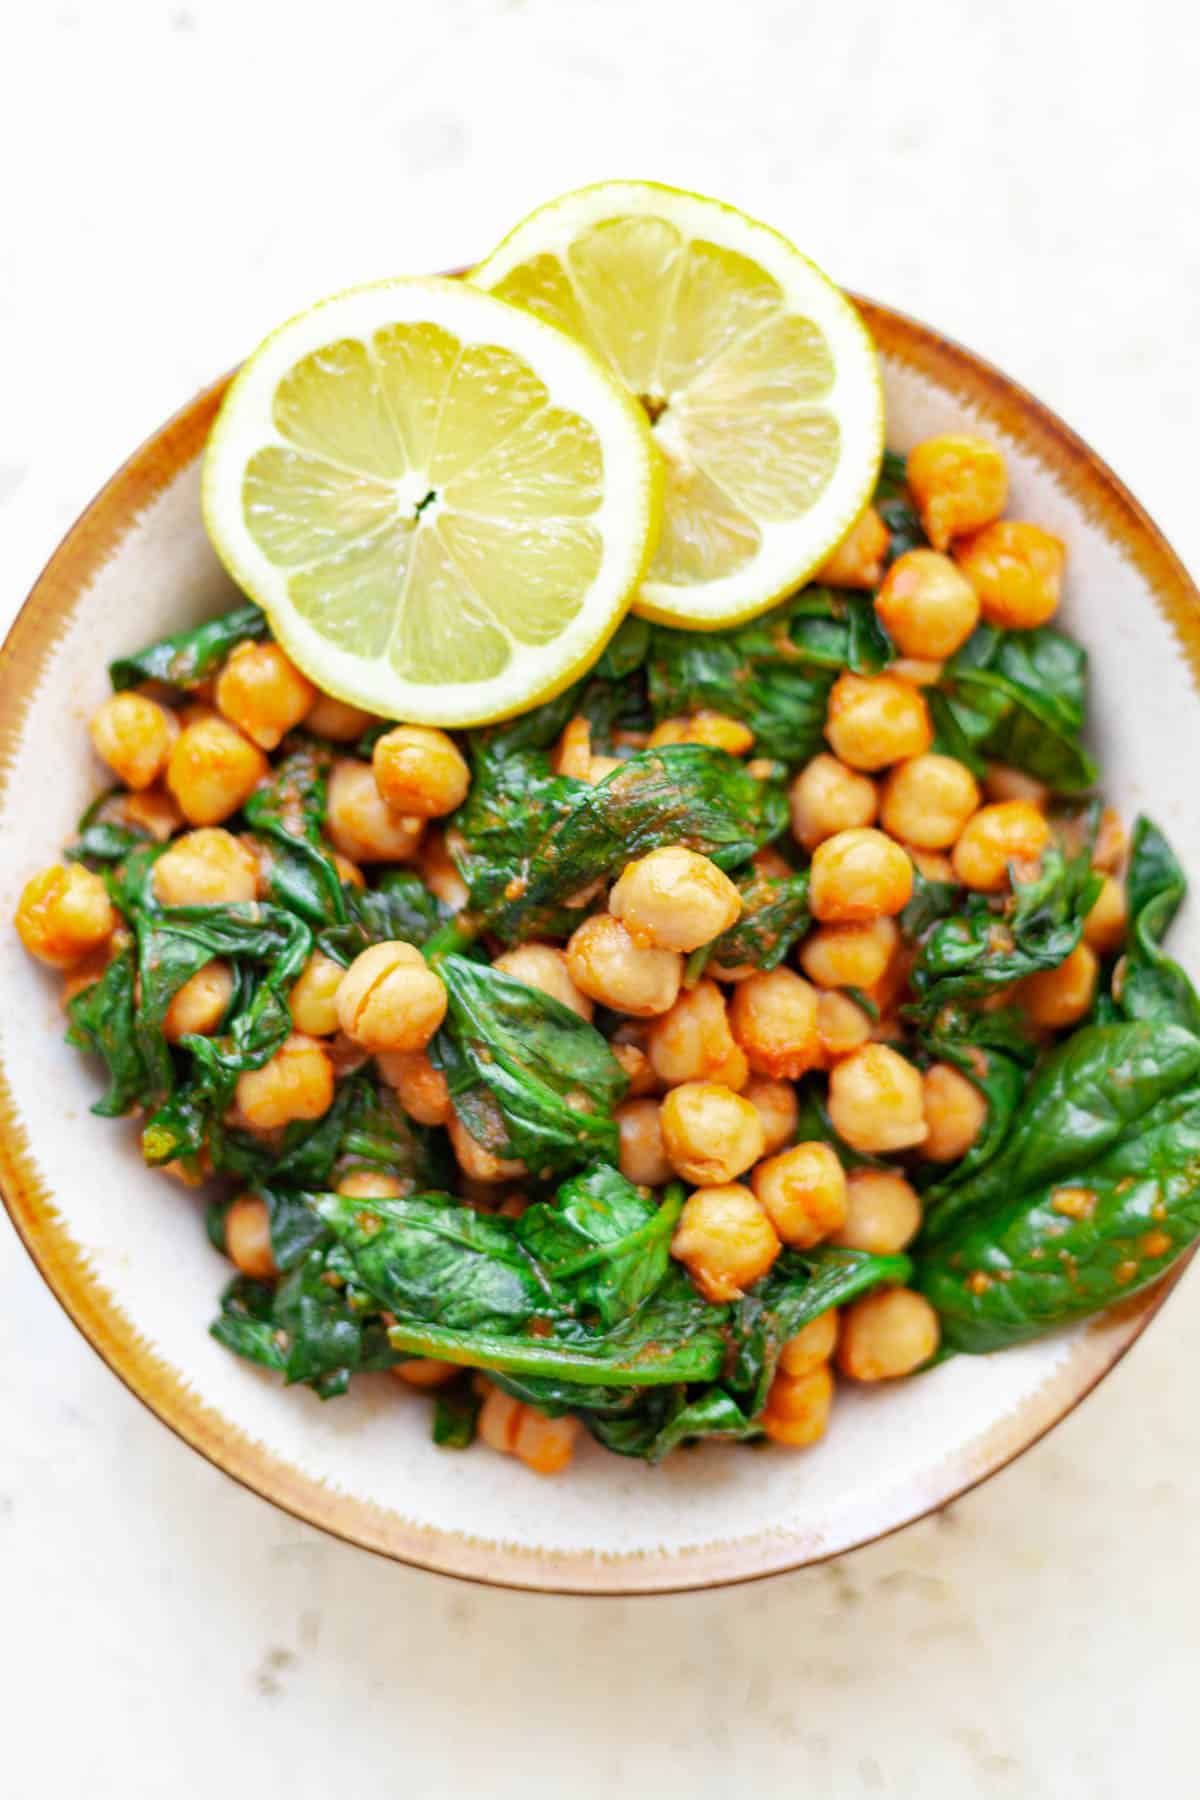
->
[1019, 941, 1099, 1030]
[376, 1048, 452, 1125]
[1093, 806, 1127, 875]
[609, 845, 742, 953]
[235, 1034, 334, 1132]
[728, 967, 821, 1080]
[761, 1363, 834, 1447]
[889, 657, 945, 687]
[800, 916, 899, 990]
[778, 1309, 839, 1377]
[828, 1044, 928, 1155]
[835, 1168, 922, 1254]
[744, 1077, 798, 1157]
[215, 642, 316, 751]
[906, 434, 1008, 550]
[512, 1407, 580, 1476]
[288, 951, 344, 1037]
[166, 714, 269, 825]
[817, 991, 873, 1061]
[89, 692, 179, 790]
[648, 711, 755, 755]
[788, 753, 877, 852]
[816, 504, 889, 589]
[1083, 875, 1127, 955]
[447, 1103, 525, 1182]
[118, 786, 185, 842]
[615, 1098, 673, 1187]
[336, 941, 447, 1053]
[565, 915, 683, 1017]
[906, 847, 957, 883]
[392, 1358, 458, 1388]
[420, 829, 469, 911]
[225, 1193, 277, 1279]
[335, 1169, 406, 1198]
[492, 942, 593, 1019]
[611, 1038, 659, 1097]
[477, 1383, 522, 1455]
[587, 754, 623, 785]
[552, 715, 594, 779]
[708, 1043, 750, 1091]
[325, 759, 425, 864]
[752, 1141, 847, 1248]
[163, 960, 234, 1042]
[373, 725, 470, 819]
[952, 801, 1051, 892]
[810, 827, 913, 923]
[838, 1288, 940, 1380]
[670, 1182, 780, 1302]
[825, 673, 933, 773]
[304, 692, 376, 742]
[880, 755, 980, 851]
[983, 763, 1049, 808]
[153, 828, 259, 907]
[330, 850, 366, 890]
[646, 979, 737, 1087]
[955, 522, 1066, 630]
[660, 1081, 766, 1186]
[14, 864, 117, 968]
[922, 1063, 987, 1162]
[875, 549, 980, 660]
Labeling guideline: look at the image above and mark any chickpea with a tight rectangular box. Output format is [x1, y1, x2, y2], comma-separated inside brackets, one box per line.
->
[166, 714, 269, 825]
[376, 1048, 452, 1125]
[420, 829, 469, 911]
[552, 715, 594, 778]
[288, 951, 344, 1037]
[826, 673, 933, 773]
[1093, 806, 1127, 875]
[513, 1406, 580, 1475]
[304, 692, 376, 742]
[224, 1193, 277, 1279]
[615, 1098, 673, 1187]
[215, 642, 316, 751]
[163, 960, 234, 1042]
[1083, 875, 1127, 955]
[326, 759, 425, 864]
[14, 863, 116, 968]
[336, 941, 447, 1053]
[89, 691, 179, 790]
[874, 549, 980, 660]
[1019, 941, 1098, 1030]
[565, 915, 683, 1017]
[834, 1168, 922, 1254]
[117, 786, 185, 843]
[335, 1169, 405, 1198]
[392, 1359, 458, 1388]
[587, 754, 623, 785]
[727, 967, 820, 1081]
[660, 1081, 765, 1186]
[922, 1063, 987, 1162]
[778, 1308, 839, 1378]
[906, 434, 1008, 549]
[955, 522, 1066, 630]
[235, 1033, 334, 1132]
[817, 991, 873, 1061]
[838, 1288, 940, 1380]
[373, 725, 470, 819]
[810, 827, 913, 923]
[800, 916, 899, 990]
[983, 763, 1049, 809]
[828, 1044, 927, 1154]
[152, 828, 259, 907]
[609, 846, 742, 953]
[492, 942, 593, 1020]
[816, 503, 889, 589]
[611, 1039, 659, 1097]
[478, 1383, 523, 1455]
[646, 979, 737, 1087]
[952, 801, 1050, 892]
[761, 1363, 834, 1448]
[330, 850, 366, 890]
[752, 1142, 847, 1248]
[447, 1103, 525, 1183]
[648, 711, 755, 755]
[744, 1076, 798, 1156]
[708, 1042, 750, 1091]
[670, 1182, 780, 1302]
[889, 657, 944, 687]
[906, 847, 957, 884]
[788, 753, 877, 852]
[880, 755, 980, 851]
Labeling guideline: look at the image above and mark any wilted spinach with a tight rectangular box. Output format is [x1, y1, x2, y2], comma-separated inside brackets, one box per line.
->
[933, 624, 1097, 792]
[109, 601, 269, 692]
[1114, 817, 1200, 1033]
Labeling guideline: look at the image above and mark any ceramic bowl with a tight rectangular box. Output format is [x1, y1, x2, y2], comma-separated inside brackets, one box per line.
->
[2, 298, 1198, 1594]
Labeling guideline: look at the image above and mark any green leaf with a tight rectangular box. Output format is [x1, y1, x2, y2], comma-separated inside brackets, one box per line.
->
[586, 1386, 761, 1461]
[65, 947, 151, 1116]
[432, 1378, 482, 1448]
[517, 1170, 683, 1328]
[321, 870, 450, 964]
[1116, 817, 1200, 1032]
[210, 1276, 287, 1372]
[109, 602, 268, 692]
[242, 741, 347, 928]
[65, 789, 158, 866]
[935, 625, 1097, 793]
[700, 865, 811, 975]
[899, 865, 963, 941]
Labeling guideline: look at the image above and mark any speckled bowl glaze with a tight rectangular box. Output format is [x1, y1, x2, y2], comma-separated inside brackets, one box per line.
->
[3, 298, 1198, 1594]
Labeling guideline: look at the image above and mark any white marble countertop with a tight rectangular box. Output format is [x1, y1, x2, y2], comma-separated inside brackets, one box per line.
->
[4, 2, 1200, 1792]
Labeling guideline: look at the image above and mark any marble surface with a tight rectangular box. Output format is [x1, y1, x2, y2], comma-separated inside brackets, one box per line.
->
[3, 1, 1200, 1792]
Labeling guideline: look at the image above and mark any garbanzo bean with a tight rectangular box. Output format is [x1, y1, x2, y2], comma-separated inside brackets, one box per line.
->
[670, 1182, 780, 1302]
[14, 864, 116, 968]
[118, 786, 185, 842]
[660, 1081, 766, 1186]
[330, 850, 366, 890]
[166, 714, 269, 825]
[336, 941, 447, 1053]
[325, 759, 425, 863]
[163, 960, 234, 1041]
[828, 1044, 928, 1154]
[646, 979, 738, 1087]
[153, 828, 259, 906]
[824, 673, 933, 772]
[610, 1038, 659, 1097]
[751, 1141, 847, 1248]
[419, 829, 469, 911]
[615, 1098, 673, 1187]
[922, 1063, 987, 1162]
[372, 725, 470, 818]
[906, 847, 957, 883]
[392, 1358, 459, 1388]
[215, 642, 316, 750]
[609, 846, 742, 953]
[1093, 806, 1127, 874]
[816, 991, 873, 1061]
[304, 692, 376, 742]
[952, 801, 1050, 892]
[955, 521, 1065, 630]
[235, 1033, 334, 1131]
[874, 550, 980, 659]
[743, 1076, 798, 1156]
[492, 942, 593, 1020]
[778, 1309, 839, 1377]
[816, 504, 889, 589]
[906, 434, 1008, 549]
[1019, 941, 1099, 1029]
[224, 1193, 277, 1279]
[1083, 875, 1127, 954]
[335, 1170, 406, 1198]
[89, 692, 179, 790]
[447, 1103, 525, 1183]
[288, 951, 344, 1037]
[729, 967, 821, 1080]
[648, 711, 755, 755]
[761, 1363, 834, 1447]
[834, 1168, 922, 1254]
[708, 1042, 750, 1091]
[880, 755, 980, 850]
[810, 828, 913, 923]
[565, 915, 683, 1017]
[800, 916, 899, 990]
[789, 753, 878, 852]
[983, 763, 1049, 809]
[512, 1407, 580, 1475]
[838, 1289, 940, 1380]
[552, 715, 593, 778]
[376, 1049, 452, 1125]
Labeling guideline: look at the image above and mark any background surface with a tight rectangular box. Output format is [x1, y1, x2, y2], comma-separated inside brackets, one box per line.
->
[3, 2, 1199, 1794]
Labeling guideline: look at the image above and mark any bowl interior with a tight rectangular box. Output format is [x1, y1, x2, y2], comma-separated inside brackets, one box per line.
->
[2, 303, 1197, 1593]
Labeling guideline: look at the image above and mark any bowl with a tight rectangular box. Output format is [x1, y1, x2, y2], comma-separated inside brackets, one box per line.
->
[2, 297, 1198, 1594]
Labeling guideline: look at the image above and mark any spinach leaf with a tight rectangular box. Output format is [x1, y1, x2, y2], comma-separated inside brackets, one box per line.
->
[210, 1277, 286, 1373]
[451, 743, 585, 929]
[323, 870, 450, 963]
[873, 450, 928, 566]
[585, 1386, 761, 1461]
[210, 1253, 400, 1397]
[899, 865, 963, 941]
[242, 741, 347, 928]
[935, 625, 1098, 793]
[517, 1170, 683, 1328]
[65, 946, 150, 1115]
[109, 602, 269, 692]
[698, 865, 810, 977]
[1115, 817, 1200, 1033]
[916, 1023, 1030, 1203]
[432, 1378, 483, 1448]
[66, 791, 157, 866]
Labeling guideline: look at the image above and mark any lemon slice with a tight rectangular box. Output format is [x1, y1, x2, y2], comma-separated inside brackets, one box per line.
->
[471, 182, 884, 629]
[202, 277, 661, 725]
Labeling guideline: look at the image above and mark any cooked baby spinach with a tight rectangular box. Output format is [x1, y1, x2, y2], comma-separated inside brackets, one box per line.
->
[933, 624, 1097, 793]
[242, 741, 347, 928]
[1115, 817, 1200, 1033]
[109, 601, 269, 692]
[694, 864, 811, 977]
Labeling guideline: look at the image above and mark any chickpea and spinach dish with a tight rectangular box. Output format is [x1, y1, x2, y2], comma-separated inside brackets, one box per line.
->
[16, 434, 1200, 1474]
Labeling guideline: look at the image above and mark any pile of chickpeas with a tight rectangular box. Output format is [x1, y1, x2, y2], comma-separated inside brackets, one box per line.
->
[14, 432, 1129, 1475]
